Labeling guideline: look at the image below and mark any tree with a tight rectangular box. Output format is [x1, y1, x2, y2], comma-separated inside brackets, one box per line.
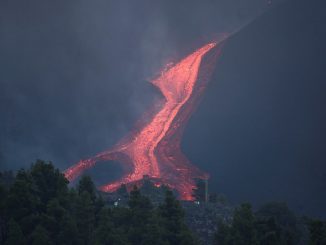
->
[30, 225, 52, 245]
[0, 180, 7, 243]
[42, 199, 66, 235]
[56, 214, 80, 245]
[159, 190, 198, 245]
[5, 169, 40, 235]
[0, 171, 15, 190]
[256, 202, 301, 244]
[231, 203, 258, 245]
[214, 219, 232, 245]
[255, 217, 282, 245]
[215, 203, 258, 245]
[117, 184, 129, 197]
[77, 175, 97, 203]
[128, 186, 152, 210]
[308, 219, 326, 245]
[5, 219, 26, 245]
[75, 191, 95, 245]
[30, 160, 68, 209]
[92, 207, 114, 245]
[127, 186, 159, 245]
[40, 198, 79, 244]
[0, 181, 7, 213]
[93, 207, 129, 245]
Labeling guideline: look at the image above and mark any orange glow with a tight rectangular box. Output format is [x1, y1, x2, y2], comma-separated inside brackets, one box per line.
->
[64, 41, 224, 200]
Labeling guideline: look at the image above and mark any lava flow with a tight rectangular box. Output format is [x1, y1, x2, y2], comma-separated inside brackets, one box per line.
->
[64, 40, 224, 200]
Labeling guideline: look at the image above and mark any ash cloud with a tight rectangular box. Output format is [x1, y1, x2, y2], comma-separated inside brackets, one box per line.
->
[0, 0, 272, 170]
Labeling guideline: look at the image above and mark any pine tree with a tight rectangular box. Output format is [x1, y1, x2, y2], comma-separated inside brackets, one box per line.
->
[43, 198, 66, 235]
[214, 219, 231, 245]
[159, 190, 198, 245]
[56, 214, 80, 245]
[308, 219, 326, 245]
[117, 184, 129, 198]
[255, 217, 282, 245]
[5, 170, 40, 235]
[5, 219, 26, 245]
[30, 225, 52, 245]
[30, 160, 69, 209]
[0, 181, 7, 244]
[93, 207, 130, 245]
[41, 198, 79, 244]
[77, 175, 97, 203]
[256, 202, 300, 244]
[75, 191, 95, 245]
[127, 186, 155, 244]
[230, 203, 258, 245]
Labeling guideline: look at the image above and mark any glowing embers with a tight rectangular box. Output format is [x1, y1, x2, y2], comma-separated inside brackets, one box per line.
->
[64, 41, 222, 200]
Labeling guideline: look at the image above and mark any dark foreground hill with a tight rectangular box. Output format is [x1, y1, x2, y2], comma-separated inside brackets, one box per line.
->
[1, 160, 326, 244]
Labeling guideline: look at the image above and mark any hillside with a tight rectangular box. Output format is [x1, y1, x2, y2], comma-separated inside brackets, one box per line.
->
[183, 0, 326, 218]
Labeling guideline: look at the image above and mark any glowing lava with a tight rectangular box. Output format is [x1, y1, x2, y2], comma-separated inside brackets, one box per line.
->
[64, 41, 224, 200]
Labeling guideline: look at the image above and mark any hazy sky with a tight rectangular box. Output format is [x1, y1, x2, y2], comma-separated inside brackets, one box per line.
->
[0, 0, 275, 166]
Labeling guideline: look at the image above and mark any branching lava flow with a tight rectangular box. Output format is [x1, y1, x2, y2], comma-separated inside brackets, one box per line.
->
[64, 41, 224, 200]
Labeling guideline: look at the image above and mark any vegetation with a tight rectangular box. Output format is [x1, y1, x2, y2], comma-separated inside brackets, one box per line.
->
[0, 160, 196, 245]
[306, 219, 326, 245]
[0, 160, 325, 245]
[214, 202, 326, 245]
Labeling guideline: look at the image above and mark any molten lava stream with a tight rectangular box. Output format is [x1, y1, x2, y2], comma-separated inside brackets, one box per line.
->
[64, 41, 224, 200]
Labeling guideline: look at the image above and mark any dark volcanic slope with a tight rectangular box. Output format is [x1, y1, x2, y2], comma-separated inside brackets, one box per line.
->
[183, 0, 326, 218]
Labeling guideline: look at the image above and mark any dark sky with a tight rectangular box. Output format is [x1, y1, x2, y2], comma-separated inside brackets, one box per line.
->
[1, 0, 325, 217]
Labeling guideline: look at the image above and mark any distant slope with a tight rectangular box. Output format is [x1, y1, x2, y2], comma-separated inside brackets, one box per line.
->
[183, 0, 326, 217]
